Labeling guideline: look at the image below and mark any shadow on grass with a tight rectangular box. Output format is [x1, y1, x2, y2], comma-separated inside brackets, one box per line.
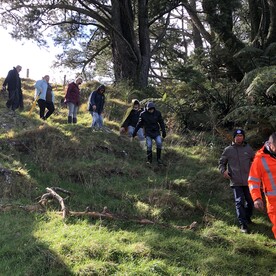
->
[0, 211, 72, 275]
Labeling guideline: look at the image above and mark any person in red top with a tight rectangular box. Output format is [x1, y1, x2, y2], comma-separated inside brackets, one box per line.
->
[64, 77, 82, 124]
[248, 132, 276, 238]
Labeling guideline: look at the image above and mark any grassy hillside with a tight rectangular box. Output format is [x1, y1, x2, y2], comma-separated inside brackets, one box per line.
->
[0, 78, 276, 275]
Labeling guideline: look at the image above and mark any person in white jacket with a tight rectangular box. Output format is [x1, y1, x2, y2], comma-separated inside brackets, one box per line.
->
[34, 75, 55, 120]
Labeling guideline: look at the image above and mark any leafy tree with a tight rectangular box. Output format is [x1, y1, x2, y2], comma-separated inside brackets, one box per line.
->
[0, 0, 184, 88]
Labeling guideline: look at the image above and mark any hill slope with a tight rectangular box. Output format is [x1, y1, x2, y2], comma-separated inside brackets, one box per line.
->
[0, 79, 276, 275]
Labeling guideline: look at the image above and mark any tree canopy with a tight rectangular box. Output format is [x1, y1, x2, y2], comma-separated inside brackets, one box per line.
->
[0, 0, 275, 90]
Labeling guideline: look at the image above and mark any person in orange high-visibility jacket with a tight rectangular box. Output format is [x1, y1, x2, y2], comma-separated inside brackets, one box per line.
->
[248, 132, 276, 238]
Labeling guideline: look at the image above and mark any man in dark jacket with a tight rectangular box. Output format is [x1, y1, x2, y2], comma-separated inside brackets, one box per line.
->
[88, 84, 105, 128]
[219, 129, 255, 233]
[120, 99, 145, 145]
[133, 102, 166, 164]
[2, 65, 23, 111]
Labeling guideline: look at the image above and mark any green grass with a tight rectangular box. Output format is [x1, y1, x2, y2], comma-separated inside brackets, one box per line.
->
[1, 78, 276, 275]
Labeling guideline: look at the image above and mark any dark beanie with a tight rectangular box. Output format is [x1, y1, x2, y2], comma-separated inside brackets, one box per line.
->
[233, 129, 245, 138]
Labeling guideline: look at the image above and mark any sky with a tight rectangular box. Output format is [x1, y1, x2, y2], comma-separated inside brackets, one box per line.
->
[0, 27, 77, 84]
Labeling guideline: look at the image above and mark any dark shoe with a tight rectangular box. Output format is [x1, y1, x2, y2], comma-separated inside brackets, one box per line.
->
[68, 116, 72, 124]
[73, 117, 77, 124]
[147, 150, 152, 164]
[240, 224, 248, 234]
[157, 159, 163, 165]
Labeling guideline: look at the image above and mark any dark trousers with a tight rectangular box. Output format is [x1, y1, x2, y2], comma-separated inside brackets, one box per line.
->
[37, 99, 55, 119]
[6, 89, 20, 110]
[232, 186, 254, 225]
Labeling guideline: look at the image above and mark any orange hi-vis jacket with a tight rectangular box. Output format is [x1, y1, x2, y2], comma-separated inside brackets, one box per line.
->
[248, 145, 276, 207]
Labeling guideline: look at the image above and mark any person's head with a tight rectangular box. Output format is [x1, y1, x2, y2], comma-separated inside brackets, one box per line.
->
[15, 65, 22, 73]
[233, 129, 245, 145]
[75, 77, 83, 85]
[132, 99, 140, 110]
[97, 84, 105, 94]
[43, 75, 50, 82]
[268, 133, 276, 153]
[146, 102, 155, 113]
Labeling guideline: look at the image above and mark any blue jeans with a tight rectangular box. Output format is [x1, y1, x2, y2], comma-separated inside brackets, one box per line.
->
[232, 186, 254, 225]
[146, 135, 162, 151]
[67, 102, 79, 118]
[128, 126, 144, 141]
[91, 112, 103, 128]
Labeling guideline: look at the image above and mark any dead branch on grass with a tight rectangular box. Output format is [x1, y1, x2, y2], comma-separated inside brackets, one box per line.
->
[1, 187, 198, 230]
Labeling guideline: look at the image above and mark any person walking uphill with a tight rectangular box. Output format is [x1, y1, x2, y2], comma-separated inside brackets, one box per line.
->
[88, 84, 105, 129]
[34, 75, 55, 120]
[248, 132, 276, 239]
[64, 77, 82, 124]
[132, 102, 166, 165]
[219, 129, 255, 233]
[2, 65, 23, 111]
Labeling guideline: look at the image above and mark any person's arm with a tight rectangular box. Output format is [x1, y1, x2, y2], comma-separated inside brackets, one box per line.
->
[158, 112, 166, 138]
[218, 149, 231, 179]
[52, 90, 55, 103]
[2, 70, 12, 89]
[34, 80, 42, 99]
[121, 111, 132, 128]
[90, 92, 97, 111]
[248, 157, 264, 211]
[132, 114, 144, 137]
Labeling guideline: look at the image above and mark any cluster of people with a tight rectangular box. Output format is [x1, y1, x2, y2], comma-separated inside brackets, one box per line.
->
[3, 66, 276, 240]
[1, 65, 167, 165]
[120, 100, 166, 165]
[219, 129, 276, 239]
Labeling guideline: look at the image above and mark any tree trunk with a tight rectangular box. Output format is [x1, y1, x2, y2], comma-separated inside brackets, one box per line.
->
[266, 0, 276, 46]
[189, 0, 203, 49]
[202, 0, 244, 81]
[111, 0, 149, 88]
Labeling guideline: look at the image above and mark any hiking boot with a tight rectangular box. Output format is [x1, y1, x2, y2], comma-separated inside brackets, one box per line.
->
[240, 224, 248, 234]
[157, 159, 164, 165]
[147, 150, 152, 164]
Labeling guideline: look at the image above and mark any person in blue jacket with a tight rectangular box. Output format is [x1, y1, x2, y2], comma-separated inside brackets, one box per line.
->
[34, 75, 55, 120]
[133, 102, 166, 164]
[88, 84, 105, 128]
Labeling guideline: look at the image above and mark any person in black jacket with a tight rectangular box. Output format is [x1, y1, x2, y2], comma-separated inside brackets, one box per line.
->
[88, 84, 105, 128]
[120, 99, 145, 145]
[2, 65, 23, 111]
[133, 102, 166, 164]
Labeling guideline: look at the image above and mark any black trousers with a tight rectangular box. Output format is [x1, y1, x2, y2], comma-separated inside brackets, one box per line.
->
[6, 89, 20, 110]
[37, 99, 55, 119]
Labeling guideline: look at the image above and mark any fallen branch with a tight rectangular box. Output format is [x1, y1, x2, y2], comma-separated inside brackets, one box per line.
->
[1, 187, 198, 231]
[45, 187, 69, 219]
